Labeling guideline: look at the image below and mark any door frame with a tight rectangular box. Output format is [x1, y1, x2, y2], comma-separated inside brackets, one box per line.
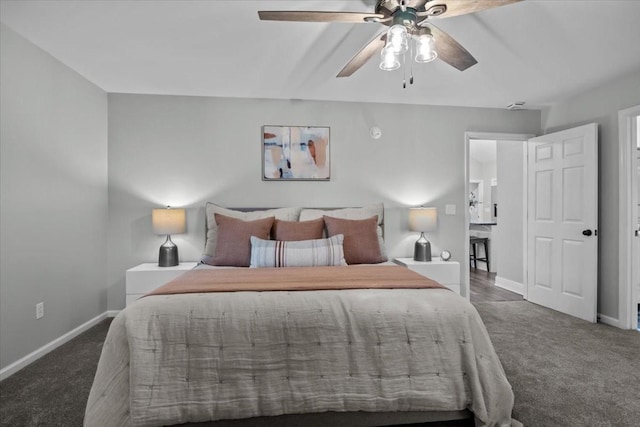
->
[464, 131, 535, 300]
[618, 105, 640, 330]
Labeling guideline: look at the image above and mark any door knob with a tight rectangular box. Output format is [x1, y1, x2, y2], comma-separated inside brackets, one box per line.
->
[582, 229, 593, 236]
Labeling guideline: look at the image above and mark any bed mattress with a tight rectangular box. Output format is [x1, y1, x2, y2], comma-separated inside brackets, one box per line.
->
[85, 266, 516, 427]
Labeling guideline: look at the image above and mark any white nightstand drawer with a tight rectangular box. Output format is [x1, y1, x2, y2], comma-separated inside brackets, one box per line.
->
[394, 257, 461, 295]
[126, 262, 197, 305]
[408, 262, 458, 284]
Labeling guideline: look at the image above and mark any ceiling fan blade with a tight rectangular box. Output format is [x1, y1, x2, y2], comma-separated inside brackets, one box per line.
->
[337, 32, 387, 78]
[426, 23, 477, 71]
[426, 0, 522, 19]
[258, 11, 385, 23]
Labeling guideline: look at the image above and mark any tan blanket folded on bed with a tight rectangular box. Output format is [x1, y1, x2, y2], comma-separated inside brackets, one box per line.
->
[146, 265, 447, 296]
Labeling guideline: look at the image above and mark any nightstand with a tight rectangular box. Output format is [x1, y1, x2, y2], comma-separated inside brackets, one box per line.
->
[394, 257, 461, 295]
[125, 262, 198, 306]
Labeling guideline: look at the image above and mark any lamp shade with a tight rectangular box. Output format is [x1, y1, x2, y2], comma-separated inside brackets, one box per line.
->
[152, 207, 186, 235]
[408, 207, 437, 232]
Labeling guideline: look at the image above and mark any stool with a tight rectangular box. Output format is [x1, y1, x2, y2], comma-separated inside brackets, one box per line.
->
[470, 237, 490, 271]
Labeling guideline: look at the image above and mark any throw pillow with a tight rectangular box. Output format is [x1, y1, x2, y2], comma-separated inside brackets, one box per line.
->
[212, 214, 275, 267]
[323, 215, 386, 265]
[271, 218, 325, 241]
[250, 235, 346, 268]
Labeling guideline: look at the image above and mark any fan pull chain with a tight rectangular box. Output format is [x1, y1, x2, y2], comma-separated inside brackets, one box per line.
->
[402, 52, 407, 89]
[409, 42, 414, 85]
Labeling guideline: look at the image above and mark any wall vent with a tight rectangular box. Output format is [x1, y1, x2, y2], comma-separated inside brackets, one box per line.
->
[506, 101, 526, 111]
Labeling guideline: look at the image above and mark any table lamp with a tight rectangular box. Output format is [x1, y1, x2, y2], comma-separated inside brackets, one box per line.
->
[152, 206, 186, 267]
[409, 207, 437, 262]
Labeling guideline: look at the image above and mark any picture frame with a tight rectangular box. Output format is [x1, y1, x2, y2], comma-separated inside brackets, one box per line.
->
[262, 125, 330, 181]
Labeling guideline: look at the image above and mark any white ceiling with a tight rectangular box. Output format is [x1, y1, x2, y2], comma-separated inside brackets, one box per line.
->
[1, 0, 639, 109]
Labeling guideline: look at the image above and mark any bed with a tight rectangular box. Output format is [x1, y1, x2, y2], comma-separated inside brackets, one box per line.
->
[84, 203, 518, 427]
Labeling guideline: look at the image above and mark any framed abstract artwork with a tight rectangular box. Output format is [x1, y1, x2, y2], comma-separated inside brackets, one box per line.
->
[262, 125, 330, 181]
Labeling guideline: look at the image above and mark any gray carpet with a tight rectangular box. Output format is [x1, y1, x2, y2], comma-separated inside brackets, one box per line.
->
[474, 301, 640, 427]
[0, 319, 111, 426]
[1, 301, 639, 427]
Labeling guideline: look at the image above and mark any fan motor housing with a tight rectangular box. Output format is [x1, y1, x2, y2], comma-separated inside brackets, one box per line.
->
[392, 9, 419, 27]
[376, 0, 440, 28]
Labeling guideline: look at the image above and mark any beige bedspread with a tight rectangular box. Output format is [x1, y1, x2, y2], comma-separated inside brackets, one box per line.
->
[84, 266, 516, 427]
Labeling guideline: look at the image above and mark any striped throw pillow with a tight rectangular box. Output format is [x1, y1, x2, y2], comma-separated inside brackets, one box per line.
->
[250, 235, 347, 268]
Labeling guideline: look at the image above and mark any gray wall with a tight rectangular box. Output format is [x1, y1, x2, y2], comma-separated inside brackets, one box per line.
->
[0, 25, 108, 370]
[542, 70, 640, 319]
[495, 141, 525, 284]
[107, 94, 540, 309]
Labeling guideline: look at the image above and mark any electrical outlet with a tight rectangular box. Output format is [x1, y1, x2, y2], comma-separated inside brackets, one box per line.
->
[36, 302, 44, 319]
[445, 204, 456, 215]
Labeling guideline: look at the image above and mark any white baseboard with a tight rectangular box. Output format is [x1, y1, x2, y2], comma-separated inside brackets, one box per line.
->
[106, 310, 120, 317]
[494, 276, 524, 295]
[598, 313, 622, 328]
[0, 311, 109, 381]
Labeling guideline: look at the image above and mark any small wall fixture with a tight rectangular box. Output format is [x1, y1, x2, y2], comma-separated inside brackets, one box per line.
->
[152, 206, 186, 267]
[409, 207, 437, 262]
[370, 126, 382, 140]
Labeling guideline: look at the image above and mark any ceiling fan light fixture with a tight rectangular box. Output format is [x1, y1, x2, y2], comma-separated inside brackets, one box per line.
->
[414, 33, 437, 63]
[379, 45, 400, 71]
[259, 0, 520, 80]
[387, 24, 408, 54]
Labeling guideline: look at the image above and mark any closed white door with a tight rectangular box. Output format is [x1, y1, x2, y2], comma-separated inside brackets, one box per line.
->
[634, 145, 640, 329]
[527, 123, 598, 322]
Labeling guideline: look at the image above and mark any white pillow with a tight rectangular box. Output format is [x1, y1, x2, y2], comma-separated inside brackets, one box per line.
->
[250, 235, 347, 268]
[299, 203, 387, 261]
[202, 203, 301, 265]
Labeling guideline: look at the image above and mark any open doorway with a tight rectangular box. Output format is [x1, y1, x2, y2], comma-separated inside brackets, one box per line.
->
[469, 126, 599, 321]
[465, 133, 533, 303]
[468, 140, 505, 301]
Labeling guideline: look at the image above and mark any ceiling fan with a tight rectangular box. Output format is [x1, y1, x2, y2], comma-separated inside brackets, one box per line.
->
[258, 0, 521, 79]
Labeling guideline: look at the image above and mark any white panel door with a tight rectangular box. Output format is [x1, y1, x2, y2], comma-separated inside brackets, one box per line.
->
[634, 147, 640, 329]
[527, 124, 598, 322]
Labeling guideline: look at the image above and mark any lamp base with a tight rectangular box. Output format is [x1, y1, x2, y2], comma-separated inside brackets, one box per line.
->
[414, 233, 432, 262]
[158, 235, 179, 267]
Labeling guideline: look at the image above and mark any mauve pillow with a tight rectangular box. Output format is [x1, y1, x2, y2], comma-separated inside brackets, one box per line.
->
[212, 214, 275, 267]
[299, 203, 388, 260]
[202, 203, 301, 264]
[271, 218, 325, 241]
[323, 215, 386, 265]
